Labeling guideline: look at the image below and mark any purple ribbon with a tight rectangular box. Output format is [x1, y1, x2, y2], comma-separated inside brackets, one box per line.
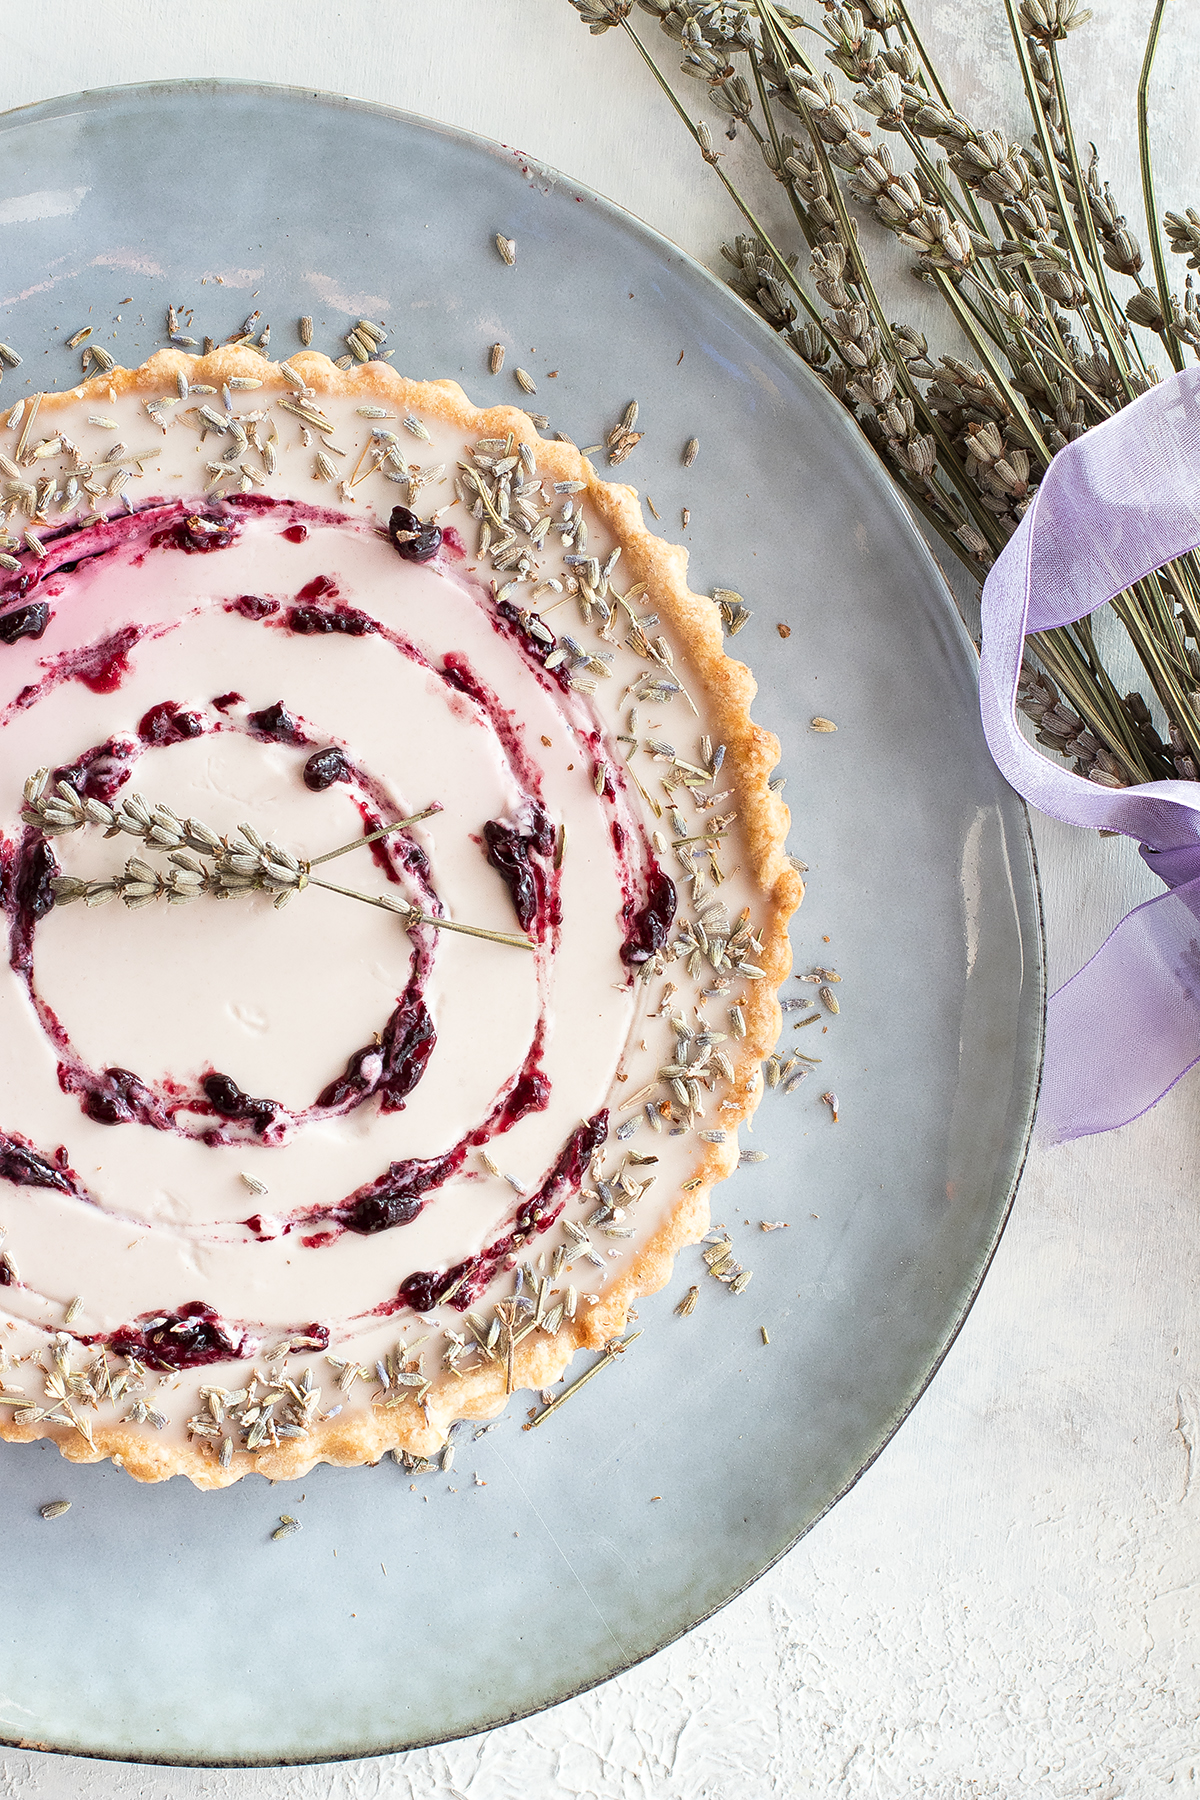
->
[979, 366, 1200, 1143]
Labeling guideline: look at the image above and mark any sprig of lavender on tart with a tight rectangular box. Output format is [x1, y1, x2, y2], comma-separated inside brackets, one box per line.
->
[23, 771, 532, 948]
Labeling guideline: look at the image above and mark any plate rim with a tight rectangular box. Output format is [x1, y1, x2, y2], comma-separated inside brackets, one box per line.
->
[0, 73, 1046, 1768]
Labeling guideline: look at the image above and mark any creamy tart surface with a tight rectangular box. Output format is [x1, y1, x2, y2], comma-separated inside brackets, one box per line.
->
[0, 350, 800, 1485]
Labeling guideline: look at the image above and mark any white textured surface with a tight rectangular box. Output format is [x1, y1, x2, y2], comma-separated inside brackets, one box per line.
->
[4, 1, 1200, 1792]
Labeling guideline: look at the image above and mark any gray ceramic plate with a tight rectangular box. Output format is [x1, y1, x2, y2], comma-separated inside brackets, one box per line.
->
[0, 82, 1042, 1766]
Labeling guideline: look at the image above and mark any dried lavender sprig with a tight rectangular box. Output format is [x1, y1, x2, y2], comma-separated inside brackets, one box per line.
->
[1137, 0, 1184, 374]
[305, 874, 534, 950]
[522, 1330, 642, 1428]
[998, 0, 1134, 398]
[24, 773, 433, 879]
[787, 0, 1140, 397]
[658, 4, 1140, 507]
[306, 808, 440, 866]
[52, 855, 229, 911]
[22, 769, 223, 855]
[668, 10, 1032, 555]
[759, 5, 1055, 471]
[26, 771, 531, 946]
[601, 11, 1181, 766]
[882, 10, 1200, 770]
[614, 10, 832, 341]
[51, 841, 306, 911]
[25, 772, 308, 908]
[1165, 208, 1200, 272]
[621, 10, 1010, 561]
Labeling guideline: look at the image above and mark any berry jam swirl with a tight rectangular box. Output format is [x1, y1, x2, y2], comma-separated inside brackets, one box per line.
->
[0, 361, 789, 1477]
[0, 494, 674, 1365]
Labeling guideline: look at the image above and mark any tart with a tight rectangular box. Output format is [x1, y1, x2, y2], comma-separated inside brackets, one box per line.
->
[0, 348, 801, 1485]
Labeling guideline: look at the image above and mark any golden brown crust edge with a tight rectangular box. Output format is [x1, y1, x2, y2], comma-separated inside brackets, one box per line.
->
[7, 351, 803, 1486]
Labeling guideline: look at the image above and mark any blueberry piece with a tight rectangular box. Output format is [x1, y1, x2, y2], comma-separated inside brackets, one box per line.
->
[303, 747, 348, 791]
[248, 701, 304, 743]
[0, 1136, 70, 1191]
[203, 1072, 277, 1135]
[0, 601, 50, 645]
[388, 505, 441, 563]
[16, 838, 59, 923]
[398, 1269, 444, 1312]
[621, 869, 678, 966]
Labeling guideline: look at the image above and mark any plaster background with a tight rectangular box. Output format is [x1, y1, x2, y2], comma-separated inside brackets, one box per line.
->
[2, 0, 1198, 1793]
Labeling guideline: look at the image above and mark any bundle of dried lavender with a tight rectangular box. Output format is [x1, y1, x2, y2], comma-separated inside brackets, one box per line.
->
[568, 0, 1200, 791]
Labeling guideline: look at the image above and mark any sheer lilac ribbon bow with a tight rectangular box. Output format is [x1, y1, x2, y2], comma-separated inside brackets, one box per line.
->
[979, 366, 1200, 1142]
